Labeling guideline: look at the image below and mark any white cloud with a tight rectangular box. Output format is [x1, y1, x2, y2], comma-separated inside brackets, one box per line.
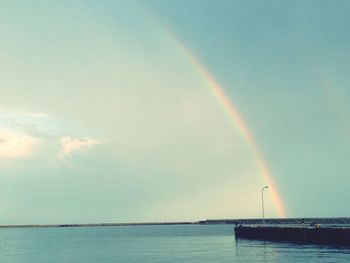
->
[0, 129, 38, 158]
[59, 136, 101, 159]
[0, 110, 101, 161]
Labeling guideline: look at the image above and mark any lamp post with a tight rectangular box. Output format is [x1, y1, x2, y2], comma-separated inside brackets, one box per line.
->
[262, 186, 268, 226]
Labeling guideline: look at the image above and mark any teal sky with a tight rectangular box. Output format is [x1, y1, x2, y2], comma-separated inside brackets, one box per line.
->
[0, 1, 349, 224]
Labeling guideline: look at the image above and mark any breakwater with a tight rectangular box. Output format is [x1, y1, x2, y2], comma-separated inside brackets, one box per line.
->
[0, 221, 195, 228]
[0, 217, 349, 228]
[234, 225, 350, 245]
[199, 217, 350, 225]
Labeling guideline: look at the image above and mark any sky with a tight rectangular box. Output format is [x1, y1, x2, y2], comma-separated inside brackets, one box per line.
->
[0, 0, 349, 224]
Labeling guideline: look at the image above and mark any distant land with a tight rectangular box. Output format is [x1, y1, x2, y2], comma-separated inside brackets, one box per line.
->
[0, 217, 350, 228]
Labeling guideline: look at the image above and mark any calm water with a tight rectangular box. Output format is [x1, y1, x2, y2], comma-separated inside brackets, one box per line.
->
[0, 224, 349, 262]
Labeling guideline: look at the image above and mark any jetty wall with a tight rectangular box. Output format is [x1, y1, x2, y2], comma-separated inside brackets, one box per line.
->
[234, 225, 350, 245]
[198, 217, 350, 225]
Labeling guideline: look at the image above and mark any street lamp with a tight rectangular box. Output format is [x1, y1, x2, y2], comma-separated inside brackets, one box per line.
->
[262, 186, 268, 226]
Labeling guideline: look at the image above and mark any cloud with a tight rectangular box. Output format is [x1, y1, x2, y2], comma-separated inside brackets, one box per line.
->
[59, 136, 101, 159]
[0, 129, 38, 158]
[23, 112, 49, 118]
[20, 123, 54, 140]
[0, 110, 102, 161]
[0, 109, 49, 120]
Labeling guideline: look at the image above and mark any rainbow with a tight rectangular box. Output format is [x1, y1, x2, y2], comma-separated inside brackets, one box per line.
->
[163, 29, 287, 218]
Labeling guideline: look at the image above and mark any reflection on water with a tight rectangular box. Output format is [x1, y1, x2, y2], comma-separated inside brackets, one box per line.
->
[234, 237, 350, 263]
[0, 225, 349, 262]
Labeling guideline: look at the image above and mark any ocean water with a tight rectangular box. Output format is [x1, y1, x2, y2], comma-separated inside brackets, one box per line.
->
[0, 224, 349, 262]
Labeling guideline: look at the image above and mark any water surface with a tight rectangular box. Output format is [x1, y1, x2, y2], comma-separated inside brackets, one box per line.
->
[0, 224, 349, 262]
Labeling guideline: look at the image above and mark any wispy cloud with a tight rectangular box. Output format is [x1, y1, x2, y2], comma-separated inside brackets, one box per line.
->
[20, 123, 54, 140]
[0, 110, 102, 161]
[0, 109, 49, 119]
[59, 136, 101, 159]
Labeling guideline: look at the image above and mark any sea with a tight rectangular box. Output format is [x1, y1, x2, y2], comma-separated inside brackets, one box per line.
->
[0, 224, 349, 262]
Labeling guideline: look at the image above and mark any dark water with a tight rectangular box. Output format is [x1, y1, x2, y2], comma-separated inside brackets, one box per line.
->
[0, 224, 349, 262]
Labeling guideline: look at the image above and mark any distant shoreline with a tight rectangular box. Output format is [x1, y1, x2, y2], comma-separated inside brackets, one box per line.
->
[1, 217, 350, 229]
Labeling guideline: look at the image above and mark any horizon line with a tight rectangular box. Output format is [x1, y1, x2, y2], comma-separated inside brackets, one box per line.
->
[1, 217, 349, 228]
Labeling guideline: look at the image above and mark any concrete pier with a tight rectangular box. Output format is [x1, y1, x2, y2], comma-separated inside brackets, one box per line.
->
[234, 225, 350, 245]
